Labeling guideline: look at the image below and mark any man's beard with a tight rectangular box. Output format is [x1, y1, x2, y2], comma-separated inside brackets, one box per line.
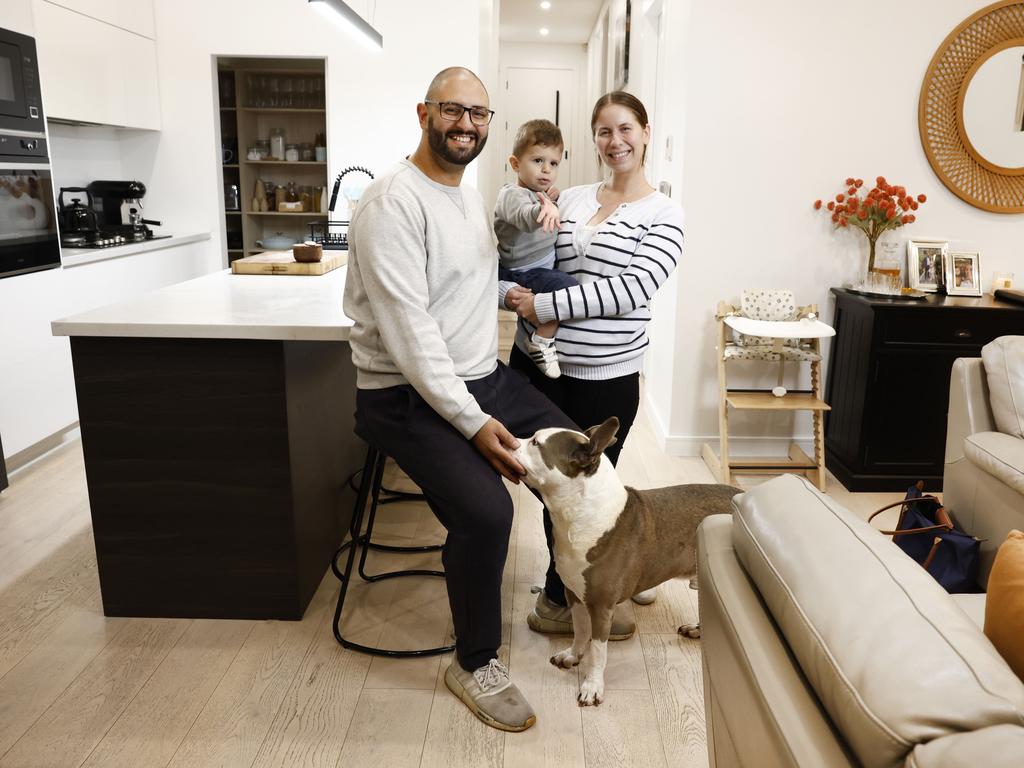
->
[427, 116, 487, 166]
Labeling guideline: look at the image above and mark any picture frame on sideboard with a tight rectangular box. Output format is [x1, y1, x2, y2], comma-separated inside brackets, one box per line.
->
[907, 239, 949, 293]
[946, 251, 983, 297]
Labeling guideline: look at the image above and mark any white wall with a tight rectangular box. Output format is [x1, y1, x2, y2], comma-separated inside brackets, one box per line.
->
[657, 0, 1024, 455]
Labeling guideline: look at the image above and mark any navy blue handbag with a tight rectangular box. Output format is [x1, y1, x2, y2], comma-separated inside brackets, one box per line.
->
[869, 493, 982, 593]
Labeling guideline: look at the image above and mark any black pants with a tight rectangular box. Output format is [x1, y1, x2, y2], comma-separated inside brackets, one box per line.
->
[354, 363, 574, 672]
[509, 345, 641, 605]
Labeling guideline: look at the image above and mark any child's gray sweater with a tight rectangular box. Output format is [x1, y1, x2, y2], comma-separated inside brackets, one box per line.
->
[493, 184, 557, 271]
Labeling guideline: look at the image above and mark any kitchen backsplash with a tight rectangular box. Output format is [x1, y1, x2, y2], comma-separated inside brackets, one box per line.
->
[47, 122, 126, 189]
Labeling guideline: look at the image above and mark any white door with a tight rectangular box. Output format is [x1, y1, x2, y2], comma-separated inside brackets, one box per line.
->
[502, 67, 575, 189]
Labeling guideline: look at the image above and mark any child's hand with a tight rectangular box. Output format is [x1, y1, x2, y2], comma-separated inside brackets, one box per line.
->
[504, 285, 533, 310]
[546, 187, 560, 202]
[536, 193, 560, 233]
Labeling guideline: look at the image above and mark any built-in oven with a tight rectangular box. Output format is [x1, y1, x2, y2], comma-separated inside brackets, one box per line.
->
[0, 27, 45, 136]
[0, 134, 60, 279]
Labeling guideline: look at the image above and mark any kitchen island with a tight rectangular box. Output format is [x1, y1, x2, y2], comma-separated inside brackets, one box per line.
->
[51, 266, 361, 620]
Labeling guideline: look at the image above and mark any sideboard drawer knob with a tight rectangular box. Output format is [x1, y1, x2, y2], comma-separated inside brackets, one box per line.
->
[955, 329, 972, 339]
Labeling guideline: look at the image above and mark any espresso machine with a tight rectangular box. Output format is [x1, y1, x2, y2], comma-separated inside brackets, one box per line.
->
[87, 180, 168, 243]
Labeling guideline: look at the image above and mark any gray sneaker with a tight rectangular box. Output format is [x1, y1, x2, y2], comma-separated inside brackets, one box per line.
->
[631, 587, 657, 605]
[526, 589, 636, 640]
[444, 659, 536, 732]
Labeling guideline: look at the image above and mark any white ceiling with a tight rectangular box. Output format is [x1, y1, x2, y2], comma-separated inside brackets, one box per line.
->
[499, 0, 603, 45]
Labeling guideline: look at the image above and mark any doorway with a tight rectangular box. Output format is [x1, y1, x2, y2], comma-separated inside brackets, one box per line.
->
[501, 66, 575, 188]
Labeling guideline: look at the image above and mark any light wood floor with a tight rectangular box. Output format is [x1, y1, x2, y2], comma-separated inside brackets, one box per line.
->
[0, 401, 902, 768]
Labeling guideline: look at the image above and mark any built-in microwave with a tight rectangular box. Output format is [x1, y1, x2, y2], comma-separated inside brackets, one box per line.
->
[0, 27, 45, 136]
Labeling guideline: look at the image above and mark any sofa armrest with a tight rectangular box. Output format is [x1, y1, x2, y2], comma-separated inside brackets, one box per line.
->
[698, 514, 857, 768]
[945, 357, 996, 464]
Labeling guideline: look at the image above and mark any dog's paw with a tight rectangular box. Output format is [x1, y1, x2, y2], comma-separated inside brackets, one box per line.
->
[577, 677, 604, 706]
[550, 648, 581, 669]
[678, 622, 702, 639]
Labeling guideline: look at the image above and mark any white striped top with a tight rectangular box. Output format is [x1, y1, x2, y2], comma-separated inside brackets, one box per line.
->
[509, 182, 684, 380]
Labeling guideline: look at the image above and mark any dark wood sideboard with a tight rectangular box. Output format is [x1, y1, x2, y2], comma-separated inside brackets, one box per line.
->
[825, 288, 1024, 491]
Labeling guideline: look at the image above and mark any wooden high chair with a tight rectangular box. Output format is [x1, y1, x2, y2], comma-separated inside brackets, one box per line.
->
[701, 289, 835, 491]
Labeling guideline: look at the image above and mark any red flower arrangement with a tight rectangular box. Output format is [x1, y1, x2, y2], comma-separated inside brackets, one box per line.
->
[814, 176, 927, 273]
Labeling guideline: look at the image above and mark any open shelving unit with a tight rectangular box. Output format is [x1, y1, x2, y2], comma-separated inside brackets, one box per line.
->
[215, 58, 328, 264]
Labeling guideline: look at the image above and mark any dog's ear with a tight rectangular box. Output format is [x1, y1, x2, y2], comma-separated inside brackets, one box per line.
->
[584, 417, 619, 455]
[570, 417, 619, 474]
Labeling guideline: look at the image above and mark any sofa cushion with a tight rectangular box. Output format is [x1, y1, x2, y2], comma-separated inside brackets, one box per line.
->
[982, 336, 1024, 439]
[906, 725, 1024, 767]
[951, 593, 986, 629]
[731, 474, 1024, 768]
[964, 431, 1024, 495]
[985, 530, 1024, 680]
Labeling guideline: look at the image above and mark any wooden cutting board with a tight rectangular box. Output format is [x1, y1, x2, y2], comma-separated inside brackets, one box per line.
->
[231, 249, 347, 275]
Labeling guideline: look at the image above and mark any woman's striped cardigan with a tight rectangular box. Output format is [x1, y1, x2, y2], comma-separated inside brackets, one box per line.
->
[510, 182, 684, 380]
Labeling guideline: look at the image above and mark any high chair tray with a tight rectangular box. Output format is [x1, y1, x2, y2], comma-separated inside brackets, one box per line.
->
[723, 316, 836, 339]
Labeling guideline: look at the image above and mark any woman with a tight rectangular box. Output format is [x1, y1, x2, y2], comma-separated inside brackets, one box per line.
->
[505, 91, 684, 633]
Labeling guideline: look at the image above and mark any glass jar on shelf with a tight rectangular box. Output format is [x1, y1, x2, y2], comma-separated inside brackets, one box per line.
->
[285, 182, 299, 203]
[285, 143, 300, 162]
[299, 142, 314, 162]
[299, 185, 314, 212]
[269, 128, 286, 160]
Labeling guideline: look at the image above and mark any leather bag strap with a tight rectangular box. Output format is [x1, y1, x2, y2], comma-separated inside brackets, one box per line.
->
[868, 496, 953, 537]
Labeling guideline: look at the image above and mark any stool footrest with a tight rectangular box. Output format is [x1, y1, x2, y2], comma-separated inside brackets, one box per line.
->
[368, 542, 443, 554]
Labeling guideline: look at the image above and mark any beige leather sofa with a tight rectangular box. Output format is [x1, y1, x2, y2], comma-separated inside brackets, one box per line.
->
[698, 473, 1024, 768]
[943, 336, 1024, 583]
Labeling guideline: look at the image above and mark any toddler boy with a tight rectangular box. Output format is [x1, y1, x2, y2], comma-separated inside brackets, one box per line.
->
[494, 119, 577, 378]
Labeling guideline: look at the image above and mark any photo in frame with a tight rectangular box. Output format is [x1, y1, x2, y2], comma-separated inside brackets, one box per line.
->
[946, 251, 983, 296]
[609, 0, 631, 89]
[907, 240, 949, 293]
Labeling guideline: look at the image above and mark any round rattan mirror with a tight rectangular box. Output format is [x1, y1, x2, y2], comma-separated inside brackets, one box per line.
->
[919, 0, 1024, 213]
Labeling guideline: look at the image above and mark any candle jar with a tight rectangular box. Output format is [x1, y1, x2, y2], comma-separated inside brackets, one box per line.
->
[992, 272, 1015, 292]
[285, 143, 300, 162]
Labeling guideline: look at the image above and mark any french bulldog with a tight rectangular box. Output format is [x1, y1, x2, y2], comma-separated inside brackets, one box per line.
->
[515, 416, 739, 706]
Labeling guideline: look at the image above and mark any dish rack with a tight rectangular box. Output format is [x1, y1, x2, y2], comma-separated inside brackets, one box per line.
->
[307, 219, 350, 250]
[308, 165, 374, 250]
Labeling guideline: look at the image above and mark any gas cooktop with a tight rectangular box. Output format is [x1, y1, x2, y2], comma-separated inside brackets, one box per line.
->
[60, 232, 172, 249]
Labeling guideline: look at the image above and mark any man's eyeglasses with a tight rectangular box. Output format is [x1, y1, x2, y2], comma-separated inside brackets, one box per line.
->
[424, 100, 495, 126]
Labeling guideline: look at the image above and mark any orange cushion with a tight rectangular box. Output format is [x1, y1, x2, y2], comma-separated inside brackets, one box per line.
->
[985, 530, 1024, 680]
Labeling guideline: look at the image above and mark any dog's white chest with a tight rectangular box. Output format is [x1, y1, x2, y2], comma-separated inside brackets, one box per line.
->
[548, 478, 627, 602]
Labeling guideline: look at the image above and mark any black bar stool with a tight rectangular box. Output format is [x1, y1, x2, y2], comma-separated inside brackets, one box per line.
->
[331, 445, 455, 657]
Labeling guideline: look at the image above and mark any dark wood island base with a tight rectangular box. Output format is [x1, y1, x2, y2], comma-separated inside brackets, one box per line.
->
[71, 336, 363, 620]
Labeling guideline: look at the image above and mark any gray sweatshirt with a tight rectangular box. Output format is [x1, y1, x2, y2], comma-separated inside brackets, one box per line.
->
[343, 159, 498, 439]
[493, 184, 557, 270]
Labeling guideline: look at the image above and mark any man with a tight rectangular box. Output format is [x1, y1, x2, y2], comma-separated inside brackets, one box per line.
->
[342, 67, 580, 732]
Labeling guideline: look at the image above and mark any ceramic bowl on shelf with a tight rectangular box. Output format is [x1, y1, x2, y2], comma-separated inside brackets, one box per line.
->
[255, 233, 298, 250]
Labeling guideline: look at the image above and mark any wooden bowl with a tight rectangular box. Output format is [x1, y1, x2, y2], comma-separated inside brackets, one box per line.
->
[292, 243, 323, 263]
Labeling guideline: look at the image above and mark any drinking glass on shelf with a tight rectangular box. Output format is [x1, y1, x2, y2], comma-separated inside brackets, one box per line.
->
[268, 76, 280, 108]
[312, 77, 324, 108]
[280, 76, 293, 108]
[295, 77, 308, 109]
[257, 75, 270, 107]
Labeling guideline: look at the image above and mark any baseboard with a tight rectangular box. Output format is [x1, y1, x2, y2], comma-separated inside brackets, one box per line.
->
[6, 423, 81, 474]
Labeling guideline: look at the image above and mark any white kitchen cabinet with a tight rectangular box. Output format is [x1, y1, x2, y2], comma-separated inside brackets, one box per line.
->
[39, 0, 154, 38]
[33, 0, 161, 129]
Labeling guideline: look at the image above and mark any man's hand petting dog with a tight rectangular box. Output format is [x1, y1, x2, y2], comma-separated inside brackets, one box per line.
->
[504, 285, 532, 311]
[472, 418, 524, 483]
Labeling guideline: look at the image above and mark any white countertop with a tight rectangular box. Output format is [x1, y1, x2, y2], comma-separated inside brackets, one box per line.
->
[60, 232, 212, 268]
[51, 263, 353, 341]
